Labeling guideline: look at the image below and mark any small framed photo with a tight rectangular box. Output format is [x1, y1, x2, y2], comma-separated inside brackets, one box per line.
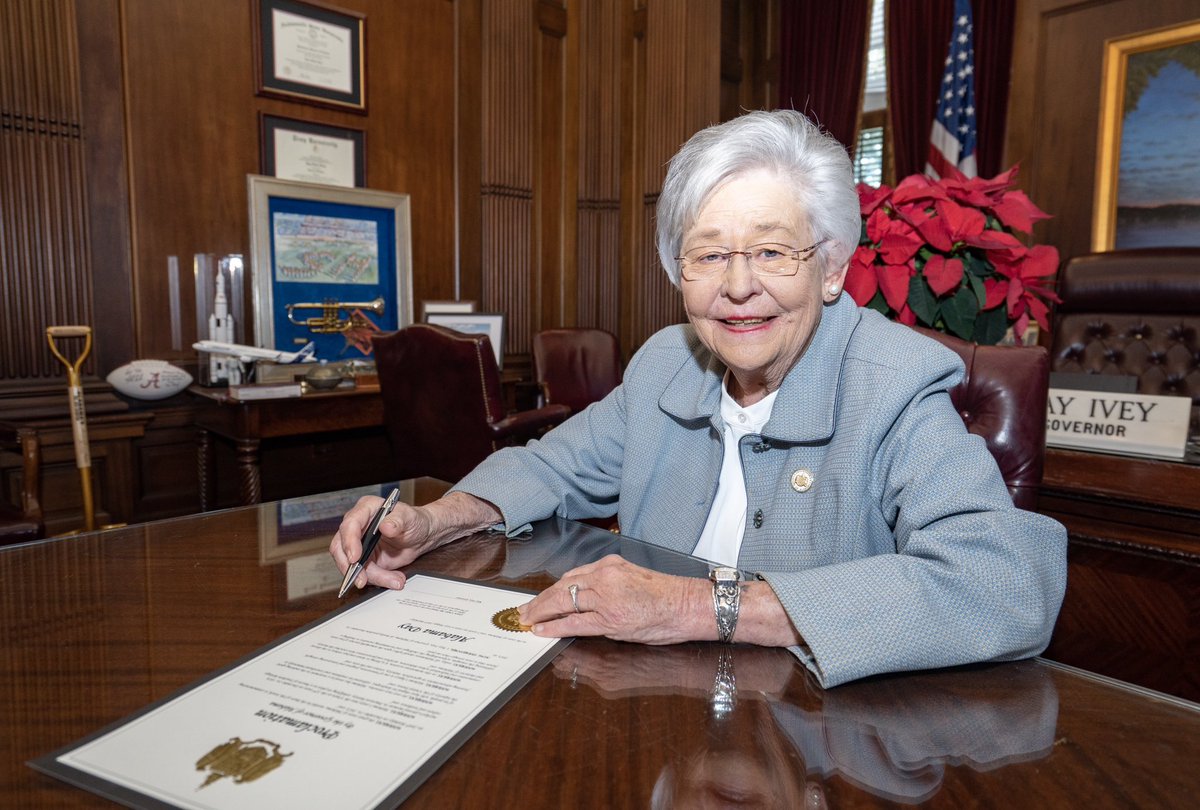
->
[247, 174, 413, 359]
[420, 300, 477, 320]
[260, 114, 365, 188]
[426, 313, 505, 369]
[254, 0, 366, 113]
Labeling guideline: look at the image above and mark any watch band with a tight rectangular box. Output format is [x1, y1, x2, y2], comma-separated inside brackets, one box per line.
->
[710, 567, 741, 644]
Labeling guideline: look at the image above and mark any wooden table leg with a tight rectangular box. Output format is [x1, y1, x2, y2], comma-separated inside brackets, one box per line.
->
[235, 438, 262, 505]
[197, 428, 214, 512]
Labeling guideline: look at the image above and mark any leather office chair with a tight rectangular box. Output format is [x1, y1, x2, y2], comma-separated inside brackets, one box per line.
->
[532, 328, 622, 416]
[373, 324, 571, 483]
[1049, 248, 1200, 433]
[914, 327, 1050, 511]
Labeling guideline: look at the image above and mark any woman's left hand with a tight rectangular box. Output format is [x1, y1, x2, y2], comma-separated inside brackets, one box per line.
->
[517, 554, 710, 645]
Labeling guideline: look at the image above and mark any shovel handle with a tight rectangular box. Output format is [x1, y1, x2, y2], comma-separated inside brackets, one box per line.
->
[46, 325, 93, 380]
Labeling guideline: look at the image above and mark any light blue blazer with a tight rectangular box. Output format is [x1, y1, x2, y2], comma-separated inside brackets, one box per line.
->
[454, 297, 1068, 687]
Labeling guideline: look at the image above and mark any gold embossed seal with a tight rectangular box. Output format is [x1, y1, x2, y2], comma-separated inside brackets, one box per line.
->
[492, 607, 532, 632]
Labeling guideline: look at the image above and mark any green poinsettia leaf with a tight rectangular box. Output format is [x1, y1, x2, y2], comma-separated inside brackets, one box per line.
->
[866, 289, 889, 317]
[908, 275, 938, 324]
[966, 271, 986, 307]
[961, 250, 990, 279]
[940, 287, 979, 339]
[972, 305, 1010, 345]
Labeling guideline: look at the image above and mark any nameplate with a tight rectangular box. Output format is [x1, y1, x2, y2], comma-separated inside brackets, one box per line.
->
[1045, 388, 1191, 459]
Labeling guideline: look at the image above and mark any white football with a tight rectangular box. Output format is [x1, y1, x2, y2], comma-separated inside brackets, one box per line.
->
[106, 359, 193, 400]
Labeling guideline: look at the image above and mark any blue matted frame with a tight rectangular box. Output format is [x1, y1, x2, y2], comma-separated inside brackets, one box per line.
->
[248, 175, 412, 359]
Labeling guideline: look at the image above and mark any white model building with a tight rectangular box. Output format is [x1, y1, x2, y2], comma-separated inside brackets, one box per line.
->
[207, 270, 240, 385]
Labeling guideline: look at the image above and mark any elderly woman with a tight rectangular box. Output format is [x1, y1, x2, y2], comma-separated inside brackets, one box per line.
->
[330, 109, 1067, 688]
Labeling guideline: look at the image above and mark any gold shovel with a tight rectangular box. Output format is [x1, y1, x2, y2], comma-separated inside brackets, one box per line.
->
[45, 325, 97, 532]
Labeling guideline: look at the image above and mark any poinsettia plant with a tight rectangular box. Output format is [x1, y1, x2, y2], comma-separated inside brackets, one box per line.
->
[846, 166, 1060, 345]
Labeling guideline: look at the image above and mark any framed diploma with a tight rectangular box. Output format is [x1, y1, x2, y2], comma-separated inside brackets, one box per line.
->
[33, 576, 571, 809]
[261, 114, 366, 188]
[254, 0, 366, 112]
[247, 174, 413, 359]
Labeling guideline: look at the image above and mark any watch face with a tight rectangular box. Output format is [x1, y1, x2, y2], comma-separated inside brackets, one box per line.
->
[711, 567, 739, 583]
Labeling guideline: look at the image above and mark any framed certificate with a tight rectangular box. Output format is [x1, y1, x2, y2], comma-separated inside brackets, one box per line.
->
[33, 576, 570, 810]
[254, 0, 366, 112]
[260, 114, 366, 188]
[247, 175, 413, 359]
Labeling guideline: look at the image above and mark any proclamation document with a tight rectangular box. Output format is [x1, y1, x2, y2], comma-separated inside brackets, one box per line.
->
[34, 576, 568, 809]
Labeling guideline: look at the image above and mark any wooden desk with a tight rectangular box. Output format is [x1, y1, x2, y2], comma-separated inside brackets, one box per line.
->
[191, 385, 385, 509]
[3, 483, 1200, 808]
[1038, 446, 1200, 701]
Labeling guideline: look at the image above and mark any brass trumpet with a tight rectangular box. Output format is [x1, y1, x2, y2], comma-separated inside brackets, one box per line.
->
[285, 297, 386, 334]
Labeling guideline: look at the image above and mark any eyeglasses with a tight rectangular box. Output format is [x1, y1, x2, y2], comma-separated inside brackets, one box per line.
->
[675, 240, 827, 281]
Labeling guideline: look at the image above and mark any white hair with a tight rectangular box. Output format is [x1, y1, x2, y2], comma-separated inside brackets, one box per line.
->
[656, 109, 860, 287]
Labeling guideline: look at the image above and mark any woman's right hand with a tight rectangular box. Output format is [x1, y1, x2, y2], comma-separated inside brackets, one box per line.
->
[328, 496, 438, 592]
[328, 491, 504, 593]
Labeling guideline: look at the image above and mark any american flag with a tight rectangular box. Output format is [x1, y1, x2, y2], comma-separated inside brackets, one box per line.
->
[926, 0, 977, 178]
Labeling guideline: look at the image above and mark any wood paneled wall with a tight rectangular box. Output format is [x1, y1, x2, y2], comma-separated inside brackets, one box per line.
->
[2, 0, 768, 401]
[0, 0, 93, 385]
[1004, 0, 1200, 265]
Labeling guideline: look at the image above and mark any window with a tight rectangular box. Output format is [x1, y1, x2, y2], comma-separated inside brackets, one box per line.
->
[853, 0, 889, 187]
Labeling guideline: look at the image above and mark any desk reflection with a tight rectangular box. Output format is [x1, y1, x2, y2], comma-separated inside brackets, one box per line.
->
[556, 644, 1057, 807]
[6, 491, 1198, 809]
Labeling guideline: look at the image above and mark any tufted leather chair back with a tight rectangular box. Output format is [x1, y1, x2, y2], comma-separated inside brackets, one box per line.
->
[1050, 249, 1200, 433]
[532, 328, 623, 416]
[914, 328, 1050, 510]
[374, 324, 569, 483]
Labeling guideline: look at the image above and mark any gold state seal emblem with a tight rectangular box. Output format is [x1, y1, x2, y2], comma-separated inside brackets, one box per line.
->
[195, 737, 291, 788]
[491, 607, 532, 632]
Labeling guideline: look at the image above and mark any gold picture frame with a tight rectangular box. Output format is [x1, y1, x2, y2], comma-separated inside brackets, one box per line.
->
[1092, 20, 1200, 251]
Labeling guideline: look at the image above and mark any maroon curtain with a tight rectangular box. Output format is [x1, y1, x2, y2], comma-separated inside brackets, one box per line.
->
[972, 0, 1015, 177]
[777, 0, 870, 150]
[887, 0, 1015, 180]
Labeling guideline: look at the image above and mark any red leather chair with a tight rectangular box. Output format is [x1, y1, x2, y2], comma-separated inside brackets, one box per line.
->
[373, 324, 570, 483]
[532, 328, 622, 416]
[914, 328, 1050, 511]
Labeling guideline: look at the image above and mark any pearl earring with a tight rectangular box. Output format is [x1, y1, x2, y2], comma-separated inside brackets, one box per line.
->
[828, 285, 839, 295]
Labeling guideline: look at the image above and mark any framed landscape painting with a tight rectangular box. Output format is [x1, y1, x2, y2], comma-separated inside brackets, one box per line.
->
[1093, 20, 1200, 251]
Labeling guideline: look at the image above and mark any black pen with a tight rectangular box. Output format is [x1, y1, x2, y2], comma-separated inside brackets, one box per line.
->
[338, 487, 402, 598]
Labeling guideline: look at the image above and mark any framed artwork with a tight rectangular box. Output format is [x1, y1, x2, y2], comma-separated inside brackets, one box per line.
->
[247, 175, 413, 360]
[260, 114, 365, 188]
[1093, 20, 1200, 251]
[420, 300, 477, 319]
[426, 312, 506, 369]
[254, 0, 366, 112]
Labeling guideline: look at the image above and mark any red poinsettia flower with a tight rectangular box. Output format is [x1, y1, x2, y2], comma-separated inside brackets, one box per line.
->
[854, 165, 1060, 344]
[922, 255, 964, 297]
[990, 189, 1052, 234]
[866, 208, 924, 265]
[857, 183, 893, 216]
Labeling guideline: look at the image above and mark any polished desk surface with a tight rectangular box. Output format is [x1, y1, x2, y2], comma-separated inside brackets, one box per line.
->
[3, 482, 1200, 808]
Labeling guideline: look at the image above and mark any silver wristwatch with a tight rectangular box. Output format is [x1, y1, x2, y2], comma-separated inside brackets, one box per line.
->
[709, 567, 741, 644]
